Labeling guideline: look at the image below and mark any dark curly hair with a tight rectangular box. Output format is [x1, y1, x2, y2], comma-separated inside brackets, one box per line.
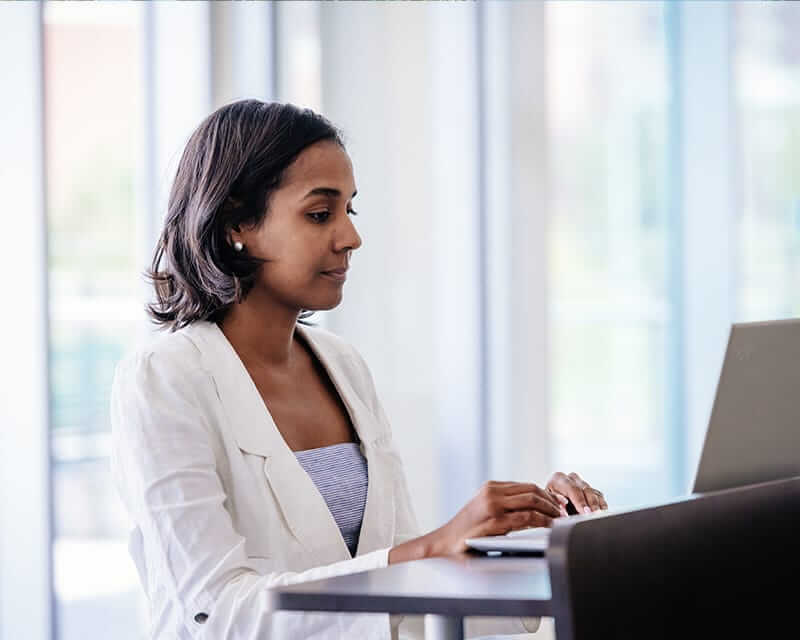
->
[147, 99, 344, 331]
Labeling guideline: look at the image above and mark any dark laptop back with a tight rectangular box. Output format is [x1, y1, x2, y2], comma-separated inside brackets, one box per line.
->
[548, 477, 800, 640]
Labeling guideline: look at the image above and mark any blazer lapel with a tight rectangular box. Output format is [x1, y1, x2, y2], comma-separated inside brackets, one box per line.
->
[184, 322, 345, 561]
[297, 325, 396, 556]
[183, 321, 396, 561]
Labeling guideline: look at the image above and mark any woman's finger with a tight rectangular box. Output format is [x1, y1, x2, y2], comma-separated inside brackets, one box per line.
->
[546, 489, 569, 516]
[503, 492, 561, 518]
[583, 487, 602, 511]
[588, 487, 608, 510]
[503, 509, 554, 531]
[499, 482, 545, 496]
[479, 510, 554, 537]
[528, 483, 563, 511]
[550, 473, 590, 513]
[498, 482, 561, 510]
[531, 483, 563, 507]
[568, 472, 591, 491]
[569, 473, 606, 511]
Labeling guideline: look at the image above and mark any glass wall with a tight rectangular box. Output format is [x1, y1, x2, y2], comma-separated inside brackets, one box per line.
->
[44, 3, 147, 639]
[2, 2, 799, 639]
[735, 2, 800, 322]
[545, 2, 672, 506]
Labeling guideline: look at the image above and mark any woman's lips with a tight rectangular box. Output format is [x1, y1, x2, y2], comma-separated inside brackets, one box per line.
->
[321, 269, 347, 281]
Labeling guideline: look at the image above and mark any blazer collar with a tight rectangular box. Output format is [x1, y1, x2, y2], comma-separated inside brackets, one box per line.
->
[181, 320, 395, 561]
[184, 321, 383, 455]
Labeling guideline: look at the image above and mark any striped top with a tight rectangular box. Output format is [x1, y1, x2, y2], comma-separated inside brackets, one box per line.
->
[294, 442, 368, 557]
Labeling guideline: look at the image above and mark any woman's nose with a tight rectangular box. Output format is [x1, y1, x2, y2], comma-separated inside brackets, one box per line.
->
[335, 212, 362, 252]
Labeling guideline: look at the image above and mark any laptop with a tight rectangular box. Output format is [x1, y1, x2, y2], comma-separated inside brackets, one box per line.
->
[465, 525, 551, 554]
[466, 318, 800, 554]
[691, 318, 800, 493]
[464, 510, 609, 555]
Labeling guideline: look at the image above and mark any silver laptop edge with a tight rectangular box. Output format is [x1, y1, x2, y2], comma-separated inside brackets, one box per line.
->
[691, 318, 800, 494]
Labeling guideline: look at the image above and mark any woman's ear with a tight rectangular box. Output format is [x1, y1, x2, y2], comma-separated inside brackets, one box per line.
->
[227, 224, 243, 250]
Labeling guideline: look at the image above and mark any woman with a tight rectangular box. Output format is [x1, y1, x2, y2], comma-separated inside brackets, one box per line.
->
[111, 99, 607, 639]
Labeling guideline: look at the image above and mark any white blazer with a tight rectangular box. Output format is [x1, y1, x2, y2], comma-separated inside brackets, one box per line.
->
[110, 320, 539, 639]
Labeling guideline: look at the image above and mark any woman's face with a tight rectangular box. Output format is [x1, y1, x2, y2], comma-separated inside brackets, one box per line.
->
[233, 139, 362, 312]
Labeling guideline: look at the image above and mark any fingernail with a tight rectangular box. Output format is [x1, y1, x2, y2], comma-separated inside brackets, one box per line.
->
[583, 506, 592, 514]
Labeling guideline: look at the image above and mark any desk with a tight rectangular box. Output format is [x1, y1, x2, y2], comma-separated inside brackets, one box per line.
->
[270, 477, 800, 640]
[269, 553, 551, 640]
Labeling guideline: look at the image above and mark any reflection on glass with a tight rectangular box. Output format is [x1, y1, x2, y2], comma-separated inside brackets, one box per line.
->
[735, 3, 800, 322]
[546, 2, 672, 507]
[44, 3, 147, 639]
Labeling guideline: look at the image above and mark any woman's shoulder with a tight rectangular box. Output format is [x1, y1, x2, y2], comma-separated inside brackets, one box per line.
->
[114, 323, 208, 386]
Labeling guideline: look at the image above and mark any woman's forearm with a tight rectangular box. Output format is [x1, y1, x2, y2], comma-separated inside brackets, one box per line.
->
[388, 528, 446, 564]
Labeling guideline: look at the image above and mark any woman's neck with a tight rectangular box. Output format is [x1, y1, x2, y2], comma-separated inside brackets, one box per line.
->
[217, 293, 302, 370]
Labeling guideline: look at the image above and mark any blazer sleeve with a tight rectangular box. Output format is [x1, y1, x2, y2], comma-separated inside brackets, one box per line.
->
[110, 348, 394, 639]
[347, 348, 541, 639]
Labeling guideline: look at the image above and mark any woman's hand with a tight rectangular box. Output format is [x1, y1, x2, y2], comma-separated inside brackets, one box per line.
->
[545, 471, 608, 514]
[388, 474, 608, 565]
[389, 481, 562, 563]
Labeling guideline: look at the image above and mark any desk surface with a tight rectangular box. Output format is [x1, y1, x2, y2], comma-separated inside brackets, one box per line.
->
[269, 553, 552, 618]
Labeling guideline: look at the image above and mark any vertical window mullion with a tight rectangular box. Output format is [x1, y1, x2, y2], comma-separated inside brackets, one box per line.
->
[676, 2, 735, 490]
[428, 3, 485, 516]
[0, 3, 53, 640]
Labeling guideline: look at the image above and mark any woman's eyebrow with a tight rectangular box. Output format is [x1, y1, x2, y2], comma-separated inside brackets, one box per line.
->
[301, 187, 358, 200]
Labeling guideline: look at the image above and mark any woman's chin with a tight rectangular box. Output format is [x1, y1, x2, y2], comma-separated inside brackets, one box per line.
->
[302, 292, 344, 313]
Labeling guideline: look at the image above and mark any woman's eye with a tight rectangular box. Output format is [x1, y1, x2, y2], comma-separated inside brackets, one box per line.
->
[307, 211, 331, 223]
[307, 209, 358, 223]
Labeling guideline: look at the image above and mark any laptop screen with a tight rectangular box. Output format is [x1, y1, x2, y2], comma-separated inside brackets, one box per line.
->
[692, 318, 800, 494]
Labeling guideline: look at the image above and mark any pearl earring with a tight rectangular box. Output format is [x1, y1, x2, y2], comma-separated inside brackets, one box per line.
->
[233, 241, 244, 252]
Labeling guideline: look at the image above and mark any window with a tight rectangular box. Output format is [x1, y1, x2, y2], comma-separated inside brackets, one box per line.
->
[545, 3, 673, 506]
[4, 4, 799, 639]
[735, 3, 800, 322]
[44, 4, 147, 638]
